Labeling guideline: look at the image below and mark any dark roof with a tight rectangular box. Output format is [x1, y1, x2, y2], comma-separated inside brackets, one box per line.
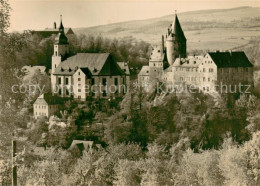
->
[54, 53, 125, 76]
[80, 67, 92, 78]
[173, 15, 186, 41]
[208, 51, 253, 68]
[34, 93, 63, 105]
[55, 32, 68, 45]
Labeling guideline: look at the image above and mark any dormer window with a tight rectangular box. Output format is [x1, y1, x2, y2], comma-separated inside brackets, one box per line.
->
[78, 72, 80, 75]
[93, 68, 98, 73]
[158, 50, 160, 52]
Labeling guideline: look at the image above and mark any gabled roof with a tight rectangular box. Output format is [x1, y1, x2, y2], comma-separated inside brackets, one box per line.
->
[139, 66, 150, 76]
[34, 93, 62, 105]
[172, 15, 186, 41]
[79, 67, 92, 78]
[117, 62, 130, 75]
[208, 51, 253, 68]
[54, 53, 125, 76]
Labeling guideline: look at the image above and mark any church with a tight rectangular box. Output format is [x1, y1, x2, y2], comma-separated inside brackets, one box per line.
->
[138, 14, 254, 93]
[50, 17, 130, 100]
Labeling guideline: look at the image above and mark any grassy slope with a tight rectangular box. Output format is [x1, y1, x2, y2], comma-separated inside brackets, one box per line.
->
[74, 6, 260, 51]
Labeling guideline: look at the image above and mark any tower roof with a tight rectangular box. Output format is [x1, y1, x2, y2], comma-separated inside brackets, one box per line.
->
[59, 15, 64, 32]
[172, 14, 186, 41]
[55, 15, 68, 45]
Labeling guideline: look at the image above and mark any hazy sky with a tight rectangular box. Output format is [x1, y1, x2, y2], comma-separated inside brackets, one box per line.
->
[9, 0, 260, 31]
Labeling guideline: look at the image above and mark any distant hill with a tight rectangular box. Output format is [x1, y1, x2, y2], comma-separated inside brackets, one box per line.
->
[74, 6, 260, 52]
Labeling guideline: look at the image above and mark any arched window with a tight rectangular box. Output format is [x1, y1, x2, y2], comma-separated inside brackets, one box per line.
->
[55, 51, 58, 56]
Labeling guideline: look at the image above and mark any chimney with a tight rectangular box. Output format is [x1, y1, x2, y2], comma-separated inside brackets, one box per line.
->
[54, 22, 56, 29]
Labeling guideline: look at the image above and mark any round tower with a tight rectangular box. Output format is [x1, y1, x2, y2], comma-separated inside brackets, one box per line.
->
[165, 14, 186, 66]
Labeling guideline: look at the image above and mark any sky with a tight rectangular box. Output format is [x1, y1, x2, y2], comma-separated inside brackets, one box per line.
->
[9, 0, 260, 31]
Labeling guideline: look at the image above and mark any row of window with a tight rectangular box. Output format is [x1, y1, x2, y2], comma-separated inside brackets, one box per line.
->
[58, 77, 121, 86]
[220, 68, 249, 73]
[35, 112, 47, 116]
[35, 105, 47, 109]
[176, 67, 198, 72]
[178, 77, 214, 82]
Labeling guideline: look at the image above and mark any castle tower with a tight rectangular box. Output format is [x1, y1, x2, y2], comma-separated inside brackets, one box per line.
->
[51, 15, 69, 86]
[149, 45, 164, 81]
[166, 14, 186, 65]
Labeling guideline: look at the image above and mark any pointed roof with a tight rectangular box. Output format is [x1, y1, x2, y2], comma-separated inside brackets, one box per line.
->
[59, 15, 64, 32]
[55, 15, 68, 45]
[172, 14, 186, 41]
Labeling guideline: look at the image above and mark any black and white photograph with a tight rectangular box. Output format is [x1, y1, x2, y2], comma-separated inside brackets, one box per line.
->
[0, 0, 260, 185]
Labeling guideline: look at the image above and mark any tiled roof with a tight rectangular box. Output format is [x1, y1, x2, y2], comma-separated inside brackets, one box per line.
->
[54, 53, 125, 76]
[139, 66, 150, 76]
[208, 51, 253, 68]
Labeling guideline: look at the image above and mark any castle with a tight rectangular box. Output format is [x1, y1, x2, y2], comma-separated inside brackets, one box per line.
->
[138, 14, 254, 93]
[50, 17, 130, 100]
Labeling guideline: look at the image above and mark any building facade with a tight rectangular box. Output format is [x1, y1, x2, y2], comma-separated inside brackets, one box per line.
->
[33, 94, 61, 119]
[138, 14, 254, 93]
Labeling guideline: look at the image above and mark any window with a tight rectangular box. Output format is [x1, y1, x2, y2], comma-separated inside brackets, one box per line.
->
[92, 91, 95, 97]
[208, 78, 210, 82]
[78, 72, 80, 75]
[203, 77, 206, 81]
[58, 89, 62, 95]
[78, 96, 81, 99]
[35, 105, 37, 109]
[55, 51, 57, 56]
[103, 90, 107, 97]
[180, 77, 184, 81]
[78, 78, 81, 81]
[65, 77, 69, 85]
[91, 78, 95, 85]
[66, 89, 70, 95]
[154, 63, 155, 67]
[186, 68, 189, 72]
[203, 68, 206, 72]
[102, 78, 107, 85]
[245, 68, 248, 72]
[209, 68, 214, 73]
[78, 89, 81, 93]
[114, 78, 118, 85]
[58, 77, 61, 85]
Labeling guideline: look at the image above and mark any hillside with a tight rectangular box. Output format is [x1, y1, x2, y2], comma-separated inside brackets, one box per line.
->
[75, 6, 260, 52]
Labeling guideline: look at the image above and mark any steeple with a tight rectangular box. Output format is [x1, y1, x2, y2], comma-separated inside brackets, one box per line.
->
[59, 15, 64, 32]
[55, 15, 68, 45]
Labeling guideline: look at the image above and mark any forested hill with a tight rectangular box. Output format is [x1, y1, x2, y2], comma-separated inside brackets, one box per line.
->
[75, 6, 260, 52]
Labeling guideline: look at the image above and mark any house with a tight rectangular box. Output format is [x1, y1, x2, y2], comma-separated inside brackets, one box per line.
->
[50, 17, 129, 100]
[33, 93, 62, 119]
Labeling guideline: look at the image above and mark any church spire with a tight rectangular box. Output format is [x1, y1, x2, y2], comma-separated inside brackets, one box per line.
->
[59, 15, 64, 32]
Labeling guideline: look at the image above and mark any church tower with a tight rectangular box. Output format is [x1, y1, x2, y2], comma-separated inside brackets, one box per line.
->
[166, 13, 186, 65]
[51, 15, 69, 86]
